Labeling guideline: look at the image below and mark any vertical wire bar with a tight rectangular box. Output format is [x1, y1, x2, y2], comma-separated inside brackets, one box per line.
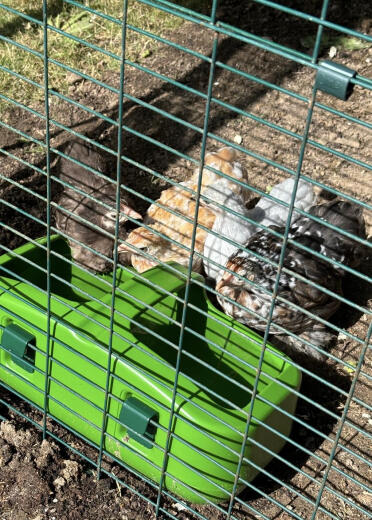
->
[154, 1, 220, 515]
[311, 0, 330, 63]
[41, 0, 53, 440]
[96, 0, 129, 478]
[310, 324, 372, 519]
[225, 2, 331, 515]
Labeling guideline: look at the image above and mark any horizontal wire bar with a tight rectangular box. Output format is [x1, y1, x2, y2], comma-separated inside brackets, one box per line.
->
[250, 0, 372, 43]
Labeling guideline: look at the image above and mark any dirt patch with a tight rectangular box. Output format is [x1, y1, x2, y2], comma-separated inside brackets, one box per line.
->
[1, 1, 371, 519]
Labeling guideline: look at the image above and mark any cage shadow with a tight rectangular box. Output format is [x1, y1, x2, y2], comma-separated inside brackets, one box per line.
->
[235, 364, 352, 507]
[332, 247, 372, 331]
[0, 0, 66, 40]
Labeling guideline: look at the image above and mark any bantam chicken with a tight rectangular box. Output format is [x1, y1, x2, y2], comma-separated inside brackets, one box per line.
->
[247, 177, 316, 230]
[55, 140, 141, 273]
[216, 200, 366, 360]
[203, 176, 317, 279]
[118, 147, 249, 273]
[202, 179, 253, 279]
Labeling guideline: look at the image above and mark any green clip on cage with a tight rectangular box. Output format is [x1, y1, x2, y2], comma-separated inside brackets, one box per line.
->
[0, 235, 301, 503]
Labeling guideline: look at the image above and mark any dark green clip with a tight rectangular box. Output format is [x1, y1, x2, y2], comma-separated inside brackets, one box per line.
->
[119, 396, 158, 449]
[315, 60, 356, 100]
[1, 323, 36, 373]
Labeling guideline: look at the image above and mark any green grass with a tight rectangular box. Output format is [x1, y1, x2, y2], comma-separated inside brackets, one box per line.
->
[0, 0, 211, 115]
[301, 32, 371, 52]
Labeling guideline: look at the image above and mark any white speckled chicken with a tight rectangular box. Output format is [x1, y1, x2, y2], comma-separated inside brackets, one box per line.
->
[119, 147, 249, 273]
[55, 140, 141, 273]
[247, 177, 316, 231]
[203, 176, 317, 280]
[216, 200, 366, 360]
[202, 179, 254, 279]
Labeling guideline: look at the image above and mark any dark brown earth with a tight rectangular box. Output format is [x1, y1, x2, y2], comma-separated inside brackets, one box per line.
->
[0, 1, 371, 519]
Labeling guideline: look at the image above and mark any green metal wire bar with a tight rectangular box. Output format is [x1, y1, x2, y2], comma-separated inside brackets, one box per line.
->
[226, 30, 327, 515]
[154, 24, 221, 516]
[311, 0, 330, 63]
[310, 323, 372, 519]
[0, 33, 43, 59]
[0, 64, 42, 89]
[0, 120, 44, 148]
[0, 174, 47, 203]
[98, 1, 130, 481]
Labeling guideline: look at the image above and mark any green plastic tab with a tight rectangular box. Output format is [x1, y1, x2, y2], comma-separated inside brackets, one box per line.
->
[315, 60, 356, 100]
[1, 323, 36, 373]
[119, 396, 158, 449]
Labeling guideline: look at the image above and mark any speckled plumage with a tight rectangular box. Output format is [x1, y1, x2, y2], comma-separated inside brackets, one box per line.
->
[120, 147, 249, 273]
[216, 200, 366, 360]
[55, 140, 141, 273]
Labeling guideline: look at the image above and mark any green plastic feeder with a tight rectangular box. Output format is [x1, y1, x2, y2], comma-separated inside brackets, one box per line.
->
[0, 235, 301, 504]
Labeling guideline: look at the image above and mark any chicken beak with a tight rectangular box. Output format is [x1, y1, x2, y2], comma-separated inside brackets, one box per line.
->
[117, 241, 136, 254]
[216, 271, 236, 291]
[120, 205, 142, 221]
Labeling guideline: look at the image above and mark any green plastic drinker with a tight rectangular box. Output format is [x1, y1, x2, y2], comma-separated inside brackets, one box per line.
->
[0, 235, 301, 503]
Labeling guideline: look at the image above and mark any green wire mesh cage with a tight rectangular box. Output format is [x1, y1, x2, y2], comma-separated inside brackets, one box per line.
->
[0, 1, 371, 519]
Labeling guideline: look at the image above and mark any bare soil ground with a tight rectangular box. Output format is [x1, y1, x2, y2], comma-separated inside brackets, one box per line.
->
[0, 1, 371, 519]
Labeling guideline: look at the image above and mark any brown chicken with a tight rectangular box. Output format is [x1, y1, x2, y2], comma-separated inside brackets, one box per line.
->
[55, 140, 141, 273]
[118, 147, 249, 272]
[216, 200, 366, 361]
